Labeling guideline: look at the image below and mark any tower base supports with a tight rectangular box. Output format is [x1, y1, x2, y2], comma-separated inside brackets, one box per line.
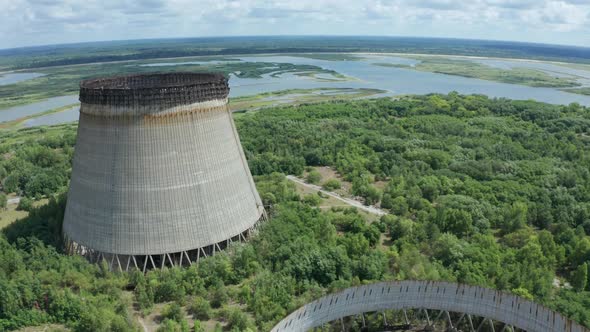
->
[64, 214, 266, 272]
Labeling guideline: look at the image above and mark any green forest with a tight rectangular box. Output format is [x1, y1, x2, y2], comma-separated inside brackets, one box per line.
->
[1, 94, 590, 331]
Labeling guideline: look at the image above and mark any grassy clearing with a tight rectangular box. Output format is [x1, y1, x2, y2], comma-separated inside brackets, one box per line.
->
[0, 122, 77, 144]
[15, 324, 67, 332]
[374, 57, 581, 88]
[0, 206, 28, 229]
[0, 198, 49, 229]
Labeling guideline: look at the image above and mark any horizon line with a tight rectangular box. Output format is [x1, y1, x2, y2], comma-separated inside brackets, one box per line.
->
[2, 34, 590, 53]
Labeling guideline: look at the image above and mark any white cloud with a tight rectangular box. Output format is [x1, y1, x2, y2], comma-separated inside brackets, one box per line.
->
[0, 0, 588, 48]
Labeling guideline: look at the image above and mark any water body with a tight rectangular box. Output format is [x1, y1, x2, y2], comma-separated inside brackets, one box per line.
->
[5, 55, 590, 126]
[229, 55, 590, 105]
[23, 106, 79, 127]
[0, 95, 78, 123]
[0, 72, 44, 85]
[363, 55, 420, 67]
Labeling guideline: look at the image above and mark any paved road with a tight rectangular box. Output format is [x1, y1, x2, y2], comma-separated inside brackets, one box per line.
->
[286, 175, 387, 217]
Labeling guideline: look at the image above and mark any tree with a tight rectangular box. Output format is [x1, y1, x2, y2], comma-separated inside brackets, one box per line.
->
[135, 280, 154, 312]
[390, 196, 408, 215]
[431, 233, 464, 266]
[441, 208, 472, 237]
[501, 202, 528, 234]
[572, 263, 588, 291]
[209, 283, 228, 309]
[572, 238, 590, 266]
[2, 174, 19, 194]
[380, 193, 393, 210]
[389, 218, 413, 240]
[155, 280, 185, 303]
[364, 186, 381, 206]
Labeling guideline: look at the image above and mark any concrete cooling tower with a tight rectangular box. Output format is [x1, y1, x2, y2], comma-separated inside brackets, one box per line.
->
[63, 72, 265, 271]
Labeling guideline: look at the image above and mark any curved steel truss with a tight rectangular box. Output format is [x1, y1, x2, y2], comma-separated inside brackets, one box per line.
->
[271, 281, 588, 332]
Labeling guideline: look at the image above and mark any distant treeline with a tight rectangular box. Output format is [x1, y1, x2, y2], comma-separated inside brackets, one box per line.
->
[2, 36, 590, 70]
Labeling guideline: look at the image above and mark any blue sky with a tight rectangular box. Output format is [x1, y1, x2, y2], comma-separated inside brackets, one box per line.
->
[1, 0, 589, 49]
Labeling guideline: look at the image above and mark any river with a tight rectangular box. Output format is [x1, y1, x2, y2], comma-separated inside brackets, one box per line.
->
[0, 72, 44, 86]
[4, 54, 590, 127]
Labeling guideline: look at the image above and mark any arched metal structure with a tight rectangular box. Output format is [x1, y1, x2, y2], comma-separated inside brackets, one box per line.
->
[272, 281, 589, 332]
[63, 73, 265, 271]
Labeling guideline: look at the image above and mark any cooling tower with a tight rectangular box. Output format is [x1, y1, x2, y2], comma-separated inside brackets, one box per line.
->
[63, 72, 265, 271]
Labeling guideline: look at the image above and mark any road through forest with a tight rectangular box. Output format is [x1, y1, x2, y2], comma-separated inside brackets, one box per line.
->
[286, 175, 387, 217]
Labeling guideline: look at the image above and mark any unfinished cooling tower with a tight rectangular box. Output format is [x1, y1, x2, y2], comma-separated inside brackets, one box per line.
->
[63, 72, 265, 271]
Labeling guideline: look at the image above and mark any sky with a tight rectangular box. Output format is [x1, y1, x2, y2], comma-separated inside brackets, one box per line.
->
[1, 0, 590, 49]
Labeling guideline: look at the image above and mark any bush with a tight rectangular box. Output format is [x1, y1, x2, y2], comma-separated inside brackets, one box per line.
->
[0, 192, 6, 209]
[209, 285, 228, 309]
[322, 179, 341, 191]
[306, 170, 322, 184]
[302, 193, 321, 206]
[16, 197, 33, 211]
[188, 297, 211, 320]
[571, 263, 588, 291]
[161, 303, 184, 323]
[155, 280, 186, 303]
[193, 320, 205, 332]
[157, 319, 189, 332]
[223, 307, 254, 331]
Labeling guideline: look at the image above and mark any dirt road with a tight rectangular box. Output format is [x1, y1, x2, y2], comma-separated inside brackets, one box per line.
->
[286, 175, 387, 217]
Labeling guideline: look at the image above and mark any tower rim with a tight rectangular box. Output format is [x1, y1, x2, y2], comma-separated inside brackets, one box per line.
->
[79, 72, 229, 107]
